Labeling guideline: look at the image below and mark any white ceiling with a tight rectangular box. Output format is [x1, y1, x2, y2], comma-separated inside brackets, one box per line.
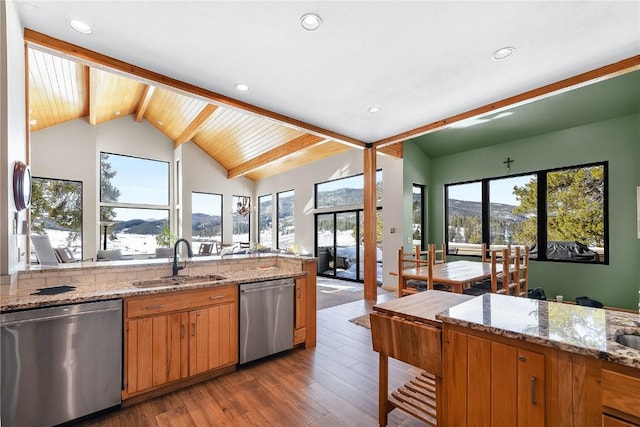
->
[15, 1, 640, 144]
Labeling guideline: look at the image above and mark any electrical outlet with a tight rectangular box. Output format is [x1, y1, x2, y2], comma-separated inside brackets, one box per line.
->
[407, 237, 411, 244]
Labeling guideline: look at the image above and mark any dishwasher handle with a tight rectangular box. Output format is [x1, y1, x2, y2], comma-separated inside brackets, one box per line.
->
[240, 283, 294, 294]
[0, 306, 121, 327]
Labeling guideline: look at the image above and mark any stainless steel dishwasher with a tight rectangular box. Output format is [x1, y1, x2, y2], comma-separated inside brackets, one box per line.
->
[1, 299, 123, 427]
[239, 278, 294, 364]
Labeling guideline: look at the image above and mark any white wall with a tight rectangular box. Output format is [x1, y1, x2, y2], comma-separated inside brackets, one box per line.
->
[180, 141, 252, 245]
[1, 0, 28, 280]
[255, 148, 404, 287]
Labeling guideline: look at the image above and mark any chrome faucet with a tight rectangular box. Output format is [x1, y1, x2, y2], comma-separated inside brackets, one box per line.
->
[172, 238, 194, 276]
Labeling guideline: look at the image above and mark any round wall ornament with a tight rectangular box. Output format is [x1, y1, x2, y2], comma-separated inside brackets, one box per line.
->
[13, 161, 32, 211]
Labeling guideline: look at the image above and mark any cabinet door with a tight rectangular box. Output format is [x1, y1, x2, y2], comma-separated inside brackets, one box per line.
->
[515, 348, 545, 427]
[126, 312, 188, 394]
[189, 302, 238, 376]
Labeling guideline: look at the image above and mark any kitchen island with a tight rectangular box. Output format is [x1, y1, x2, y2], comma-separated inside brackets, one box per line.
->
[371, 291, 640, 426]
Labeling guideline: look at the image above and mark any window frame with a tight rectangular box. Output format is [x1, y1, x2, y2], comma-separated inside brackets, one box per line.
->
[99, 152, 171, 256]
[31, 176, 84, 260]
[276, 189, 295, 250]
[191, 191, 223, 248]
[258, 194, 273, 247]
[412, 183, 426, 250]
[444, 161, 608, 264]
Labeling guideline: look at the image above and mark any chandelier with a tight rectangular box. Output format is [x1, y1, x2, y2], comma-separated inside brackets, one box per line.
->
[232, 175, 255, 216]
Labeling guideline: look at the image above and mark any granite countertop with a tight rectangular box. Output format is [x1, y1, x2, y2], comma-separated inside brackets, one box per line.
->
[436, 293, 640, 369]
[0, 267, 306, 312]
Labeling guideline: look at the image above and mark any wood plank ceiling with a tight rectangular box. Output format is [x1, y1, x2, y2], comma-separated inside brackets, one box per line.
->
[28, 47, 397, 181]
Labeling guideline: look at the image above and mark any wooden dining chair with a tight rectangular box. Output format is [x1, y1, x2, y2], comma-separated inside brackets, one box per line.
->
[481, 243, 511, 262]
[510, 246, 529, 297]
[463, 249, 510, 296]
[396, 246, 432, 298]
[428, 243, 447, 264]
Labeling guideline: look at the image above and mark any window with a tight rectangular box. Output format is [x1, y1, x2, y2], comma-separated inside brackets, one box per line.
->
[31, 177, 83, 261]
[258, 194, 273, 247]
[315, 170, 383, 209]
[100, 152, 170, 256]
[447, 181, 482, 254]
[232, 195, 250, 244]
[412, 184, 425, 248]
[445, 162, 607, 263]
[192, 192, 222, 254]
[277, 190, 295, 250]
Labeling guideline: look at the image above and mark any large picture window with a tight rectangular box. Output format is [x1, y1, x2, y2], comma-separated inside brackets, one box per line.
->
[445, 162, 607, 263]
[31, 177, 83, 261]
[258, 194, 273, 247]
[277, 190, 295, 250]
[99, 152, 170, 256]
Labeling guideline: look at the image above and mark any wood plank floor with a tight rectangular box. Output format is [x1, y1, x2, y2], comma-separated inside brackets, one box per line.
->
[81, 288, 426, 426]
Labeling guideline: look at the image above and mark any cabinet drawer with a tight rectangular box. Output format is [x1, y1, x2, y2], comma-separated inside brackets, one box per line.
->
[370, 312, 441, 375]
[127, 285, 237, 318]
[602, 414, 638, 427]
[602, 369, 640, 419]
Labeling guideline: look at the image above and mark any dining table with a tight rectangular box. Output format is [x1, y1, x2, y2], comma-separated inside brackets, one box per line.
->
[400, 260, 507, 295]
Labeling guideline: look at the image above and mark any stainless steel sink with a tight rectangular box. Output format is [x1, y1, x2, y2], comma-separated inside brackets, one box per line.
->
[615, 332, 640, 350]
[181, 274, 227, 284]
[132, 274, 227, 288]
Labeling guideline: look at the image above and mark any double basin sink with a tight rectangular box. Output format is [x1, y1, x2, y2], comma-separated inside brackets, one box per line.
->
[132, 274, 227, 288]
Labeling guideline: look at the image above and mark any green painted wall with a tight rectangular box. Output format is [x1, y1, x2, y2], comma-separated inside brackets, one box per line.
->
[402, 141, 431, 249]
[411, 113, 639, 310]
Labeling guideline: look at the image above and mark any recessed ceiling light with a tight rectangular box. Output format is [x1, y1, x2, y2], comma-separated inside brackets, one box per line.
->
[300, 13, 322, 31]
[234, 83, 250, 92]
[368, 106, 381, 114]
[68, 19, 93, 35]
[492, 47, 515, 61]
[157, 120, 164, 126]
[30, 119, 37, 125]
[114, 110, 121, 116]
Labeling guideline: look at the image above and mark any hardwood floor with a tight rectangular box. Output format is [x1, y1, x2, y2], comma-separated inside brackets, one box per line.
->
[81, 290, 426, 426]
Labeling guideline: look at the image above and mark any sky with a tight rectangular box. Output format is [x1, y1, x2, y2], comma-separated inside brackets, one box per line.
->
[448, 174, 535, 205]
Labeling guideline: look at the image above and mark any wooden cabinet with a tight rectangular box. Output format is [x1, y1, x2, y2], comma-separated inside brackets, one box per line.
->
[601, 365, 640, 426]
[124, 285, 238, 398]
[443, 326, 547, 426]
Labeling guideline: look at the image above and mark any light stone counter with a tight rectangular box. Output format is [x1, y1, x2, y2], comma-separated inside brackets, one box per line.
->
[436, 293, 640, 369]
[1, 254, 314, 312]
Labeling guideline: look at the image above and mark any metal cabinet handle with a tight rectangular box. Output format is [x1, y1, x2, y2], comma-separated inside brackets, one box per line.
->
[191, 323, 196, 337]
[145, 304, 163, 310]
[181, 324, 185, 339]
[209, 295, 224, 300]
[518, 355, 526, 362]
[530, 376, 537, 405]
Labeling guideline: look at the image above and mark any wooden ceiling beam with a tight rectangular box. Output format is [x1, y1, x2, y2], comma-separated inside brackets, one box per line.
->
[88, 67, 98, 125]
[227, 133, 327, 179]
[174, 104, 218, 146]
[377, 142, 403, 159]
[135, 84, 155, 122]
[372, 55, 640, 148]
[25, 29, 367, 149]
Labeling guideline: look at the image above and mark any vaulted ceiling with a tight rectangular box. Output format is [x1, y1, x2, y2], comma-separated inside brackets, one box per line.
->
[27, 47, 374, 181]
[20, 1, 639, 181]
